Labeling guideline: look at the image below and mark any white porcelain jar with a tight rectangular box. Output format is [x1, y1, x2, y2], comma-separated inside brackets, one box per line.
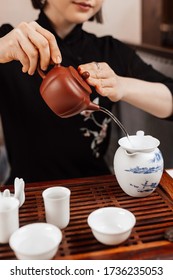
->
[113, 131, 164, 197]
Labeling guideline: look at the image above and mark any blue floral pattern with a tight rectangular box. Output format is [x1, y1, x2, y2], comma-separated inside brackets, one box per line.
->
[125, 165, 162, 174]
[150, 152, 162, 163]
[125, 151, 163, 174]
[130, 180, 158, 193]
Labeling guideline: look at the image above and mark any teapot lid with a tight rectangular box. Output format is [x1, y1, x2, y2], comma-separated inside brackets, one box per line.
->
[118, 130, 160, 153]
[69, 66, 92, 94]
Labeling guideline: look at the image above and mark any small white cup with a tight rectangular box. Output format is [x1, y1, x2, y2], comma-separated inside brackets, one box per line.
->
[42, 186, 71, 229]
[0, 197, 19, 244]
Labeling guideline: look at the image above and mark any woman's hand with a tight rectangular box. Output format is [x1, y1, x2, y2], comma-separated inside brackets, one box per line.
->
[78, 62, 124, 102]
[78, 61, 173, 118]
[0, 21, 62, 75]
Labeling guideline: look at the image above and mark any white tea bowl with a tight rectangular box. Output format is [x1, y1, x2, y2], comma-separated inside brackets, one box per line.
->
[9, 223, 62, 260]
[87, 207, 136, 245]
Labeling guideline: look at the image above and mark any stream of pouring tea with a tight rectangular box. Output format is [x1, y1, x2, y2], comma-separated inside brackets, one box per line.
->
[81, 71, 131, 144]
[99, 106, 131, 143]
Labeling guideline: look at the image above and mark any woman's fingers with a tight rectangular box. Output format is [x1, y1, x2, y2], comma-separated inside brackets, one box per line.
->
[18, 21, 61, 74]
[18, 25, 51, 74]
[0, 21, 62, 75]
[30, 22, 61, 63]
[78, 62, 111, 79]
[78, 62, 121, 101]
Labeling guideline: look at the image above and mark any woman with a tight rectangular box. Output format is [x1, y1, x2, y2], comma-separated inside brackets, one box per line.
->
[0, 0, 173, 184]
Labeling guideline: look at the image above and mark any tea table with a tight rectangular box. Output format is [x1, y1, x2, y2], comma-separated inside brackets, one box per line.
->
[0, 171, 173, 260]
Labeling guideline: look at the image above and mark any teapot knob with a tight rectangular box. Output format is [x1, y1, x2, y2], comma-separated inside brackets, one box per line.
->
[81, 71, 90, 80]
[136, 130, 145, 137]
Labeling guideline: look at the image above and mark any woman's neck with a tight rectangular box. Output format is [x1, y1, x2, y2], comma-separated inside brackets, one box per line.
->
[52, 22, 76, 39]
[44, 7, 76, 39]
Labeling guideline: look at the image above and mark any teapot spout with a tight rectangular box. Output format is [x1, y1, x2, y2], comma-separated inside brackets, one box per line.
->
[87, 101, 100, 111]
[125, 150, 140, 156]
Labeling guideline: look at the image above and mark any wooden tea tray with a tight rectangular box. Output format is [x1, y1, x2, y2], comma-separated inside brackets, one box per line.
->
[0, 171, 173, 260]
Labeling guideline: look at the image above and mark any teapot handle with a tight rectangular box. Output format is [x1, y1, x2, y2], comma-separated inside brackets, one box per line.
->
[37, 64, 60, 79]
[37, 66, 46, 79]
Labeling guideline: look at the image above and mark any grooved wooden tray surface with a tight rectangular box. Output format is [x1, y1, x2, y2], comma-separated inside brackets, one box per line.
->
[0, 171, 173, 260]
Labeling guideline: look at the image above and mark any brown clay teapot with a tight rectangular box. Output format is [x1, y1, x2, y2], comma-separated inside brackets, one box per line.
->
[38, 64, 99, 118]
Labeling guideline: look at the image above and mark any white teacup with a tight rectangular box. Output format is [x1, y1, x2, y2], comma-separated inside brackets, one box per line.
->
[42, 186, 71, 229]
[0, 197, 19, 244]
